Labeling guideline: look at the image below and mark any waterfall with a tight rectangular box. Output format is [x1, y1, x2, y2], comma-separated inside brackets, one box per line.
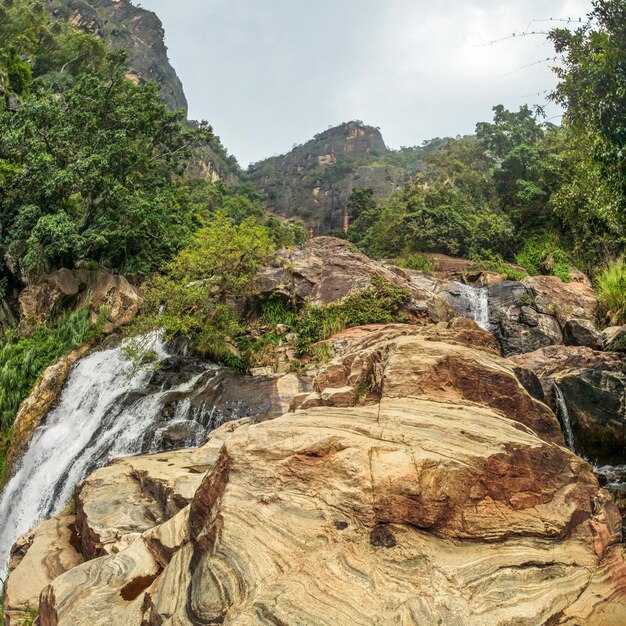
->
[0, 335, 217, 581]
[448, 282, 491, 331]
[552, 382, 576, 452]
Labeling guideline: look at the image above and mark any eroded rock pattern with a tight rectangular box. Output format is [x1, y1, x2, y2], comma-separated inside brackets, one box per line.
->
[5, 324, 626, 625]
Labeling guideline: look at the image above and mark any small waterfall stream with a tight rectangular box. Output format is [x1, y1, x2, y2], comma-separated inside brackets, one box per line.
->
[552, 382, 576, 452]
[448, 282, 491, 331]
[0, 336, 220, 581]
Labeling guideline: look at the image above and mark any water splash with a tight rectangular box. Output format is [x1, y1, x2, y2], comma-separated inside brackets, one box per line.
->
[0, 335, 210, 580]
[552, 381, 576, 452]
[449, 282, 491, 331]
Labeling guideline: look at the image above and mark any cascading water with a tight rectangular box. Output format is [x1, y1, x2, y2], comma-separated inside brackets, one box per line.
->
[552, 381, 576, 452]
[0, 335, 219, 581]
[448, 282, 491, 331]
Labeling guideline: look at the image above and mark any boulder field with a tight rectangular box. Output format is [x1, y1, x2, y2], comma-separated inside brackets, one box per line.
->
[5, 323, 626, 625]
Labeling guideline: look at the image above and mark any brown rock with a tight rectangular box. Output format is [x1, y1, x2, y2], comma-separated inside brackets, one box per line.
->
[18, 269, 142, 335]
[253, 237, 454, 324]
[4, 512, 83, 625]
[38, 397, 626, 625]
[523, 275, 597, 324]
[312, 322, 563, 444]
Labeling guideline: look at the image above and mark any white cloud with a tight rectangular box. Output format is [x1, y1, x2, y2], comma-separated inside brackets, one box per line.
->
[138, 0, 592, 164]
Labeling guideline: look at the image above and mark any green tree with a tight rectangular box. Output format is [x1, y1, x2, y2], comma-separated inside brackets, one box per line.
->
[0, 51, 212, 273]
[547, 0, 626, 268]
[133, 215, 276, 359]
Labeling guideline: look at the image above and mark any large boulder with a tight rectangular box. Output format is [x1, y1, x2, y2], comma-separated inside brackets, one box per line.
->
[253, 237, 453, 324]
[7, 324, 626, 625]
[523, 275, 597, 324]
[18, 269, 143, 335]
[511, 346, 626, 462]
[302, 319, 563, 445]
[488, 277, 599, 356]
[36, 397, 626, 625]
[3, 512, 83, 626]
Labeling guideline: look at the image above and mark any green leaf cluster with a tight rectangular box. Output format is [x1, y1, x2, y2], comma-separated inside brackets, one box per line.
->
[295, 276, 411, 357]
[596, 258, 626, 326]
[133, 215, 276, 360]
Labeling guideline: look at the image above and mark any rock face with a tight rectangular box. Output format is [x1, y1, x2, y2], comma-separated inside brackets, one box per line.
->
[4, 512, 83, 625]
[253, 237, 453, 324]
[488, 277, 599, 356]
[51, 0, 187, 112]
[603, 325, 626, 352]
[248, 122, 423, 233]
[511, 346, 626, 462]
[8, 324, 626, 625]
[18, 269, 143, 335]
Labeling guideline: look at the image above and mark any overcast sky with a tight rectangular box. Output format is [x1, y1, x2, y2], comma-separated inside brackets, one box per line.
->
[137, 0, 592, 166]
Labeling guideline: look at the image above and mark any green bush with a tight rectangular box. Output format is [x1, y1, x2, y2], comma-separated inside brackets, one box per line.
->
[296, 276, 410, 356]
[260, 296, 297, 327]
[470, 252, 527, 282]
[596, 259, 626, 326]
[515, 236, 572, 282]
[132, 215, 276, 361]
[395, 255, 435, 272]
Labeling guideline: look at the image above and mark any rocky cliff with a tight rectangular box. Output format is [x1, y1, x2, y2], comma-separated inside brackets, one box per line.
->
[248, 122, 433, 233]
[50, 0, 187, 112]
[5, 322, 626, 625]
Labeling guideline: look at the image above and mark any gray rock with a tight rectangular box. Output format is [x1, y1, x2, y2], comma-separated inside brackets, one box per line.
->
[564, 319, 602, 350]
[602, 326, 626, 352]
[488, 281, 563, 356]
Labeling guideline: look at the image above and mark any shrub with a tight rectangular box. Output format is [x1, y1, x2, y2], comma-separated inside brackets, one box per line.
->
[515, 236, 572, 282]
[296, 276, 410, 356]
[395, 255, 435, 272]
[260, 296, 297, 327]
[469, 252, 527, 282]
[596, 259, 626, 326]
[132, 215, 276, 361]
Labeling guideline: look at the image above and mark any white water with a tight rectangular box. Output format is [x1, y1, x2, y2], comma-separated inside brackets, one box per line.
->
[450, 282, 491, 331]
[552, 382, 576, 452]
[0, 334, 197, 581]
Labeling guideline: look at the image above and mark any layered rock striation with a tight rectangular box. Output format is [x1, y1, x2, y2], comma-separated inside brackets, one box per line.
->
[5, 324, 626, 625]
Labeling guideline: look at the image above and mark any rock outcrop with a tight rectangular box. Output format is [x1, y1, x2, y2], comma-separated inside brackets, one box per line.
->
[51, 0, 187, 112]
[511, 346, 626, 462]
[253, 237, 453, 324]
[248, 122, 419, 233]
[18, 269, 143, 335]
[489, 277, 599, 356]
[7, 324, 626, 625]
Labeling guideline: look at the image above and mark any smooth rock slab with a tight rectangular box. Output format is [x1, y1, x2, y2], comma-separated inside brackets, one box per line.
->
[38, 398, 626, 625]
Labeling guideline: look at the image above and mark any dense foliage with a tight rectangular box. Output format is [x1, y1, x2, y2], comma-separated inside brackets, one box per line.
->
[295, 276, 411, 357]
[132, 215, 277, 360]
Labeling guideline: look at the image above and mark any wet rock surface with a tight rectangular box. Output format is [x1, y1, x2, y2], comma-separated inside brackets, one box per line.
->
[511, 346, 626, 462]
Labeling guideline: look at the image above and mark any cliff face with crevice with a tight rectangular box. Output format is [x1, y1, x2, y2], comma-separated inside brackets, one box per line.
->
[50, 0, 187, 112]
